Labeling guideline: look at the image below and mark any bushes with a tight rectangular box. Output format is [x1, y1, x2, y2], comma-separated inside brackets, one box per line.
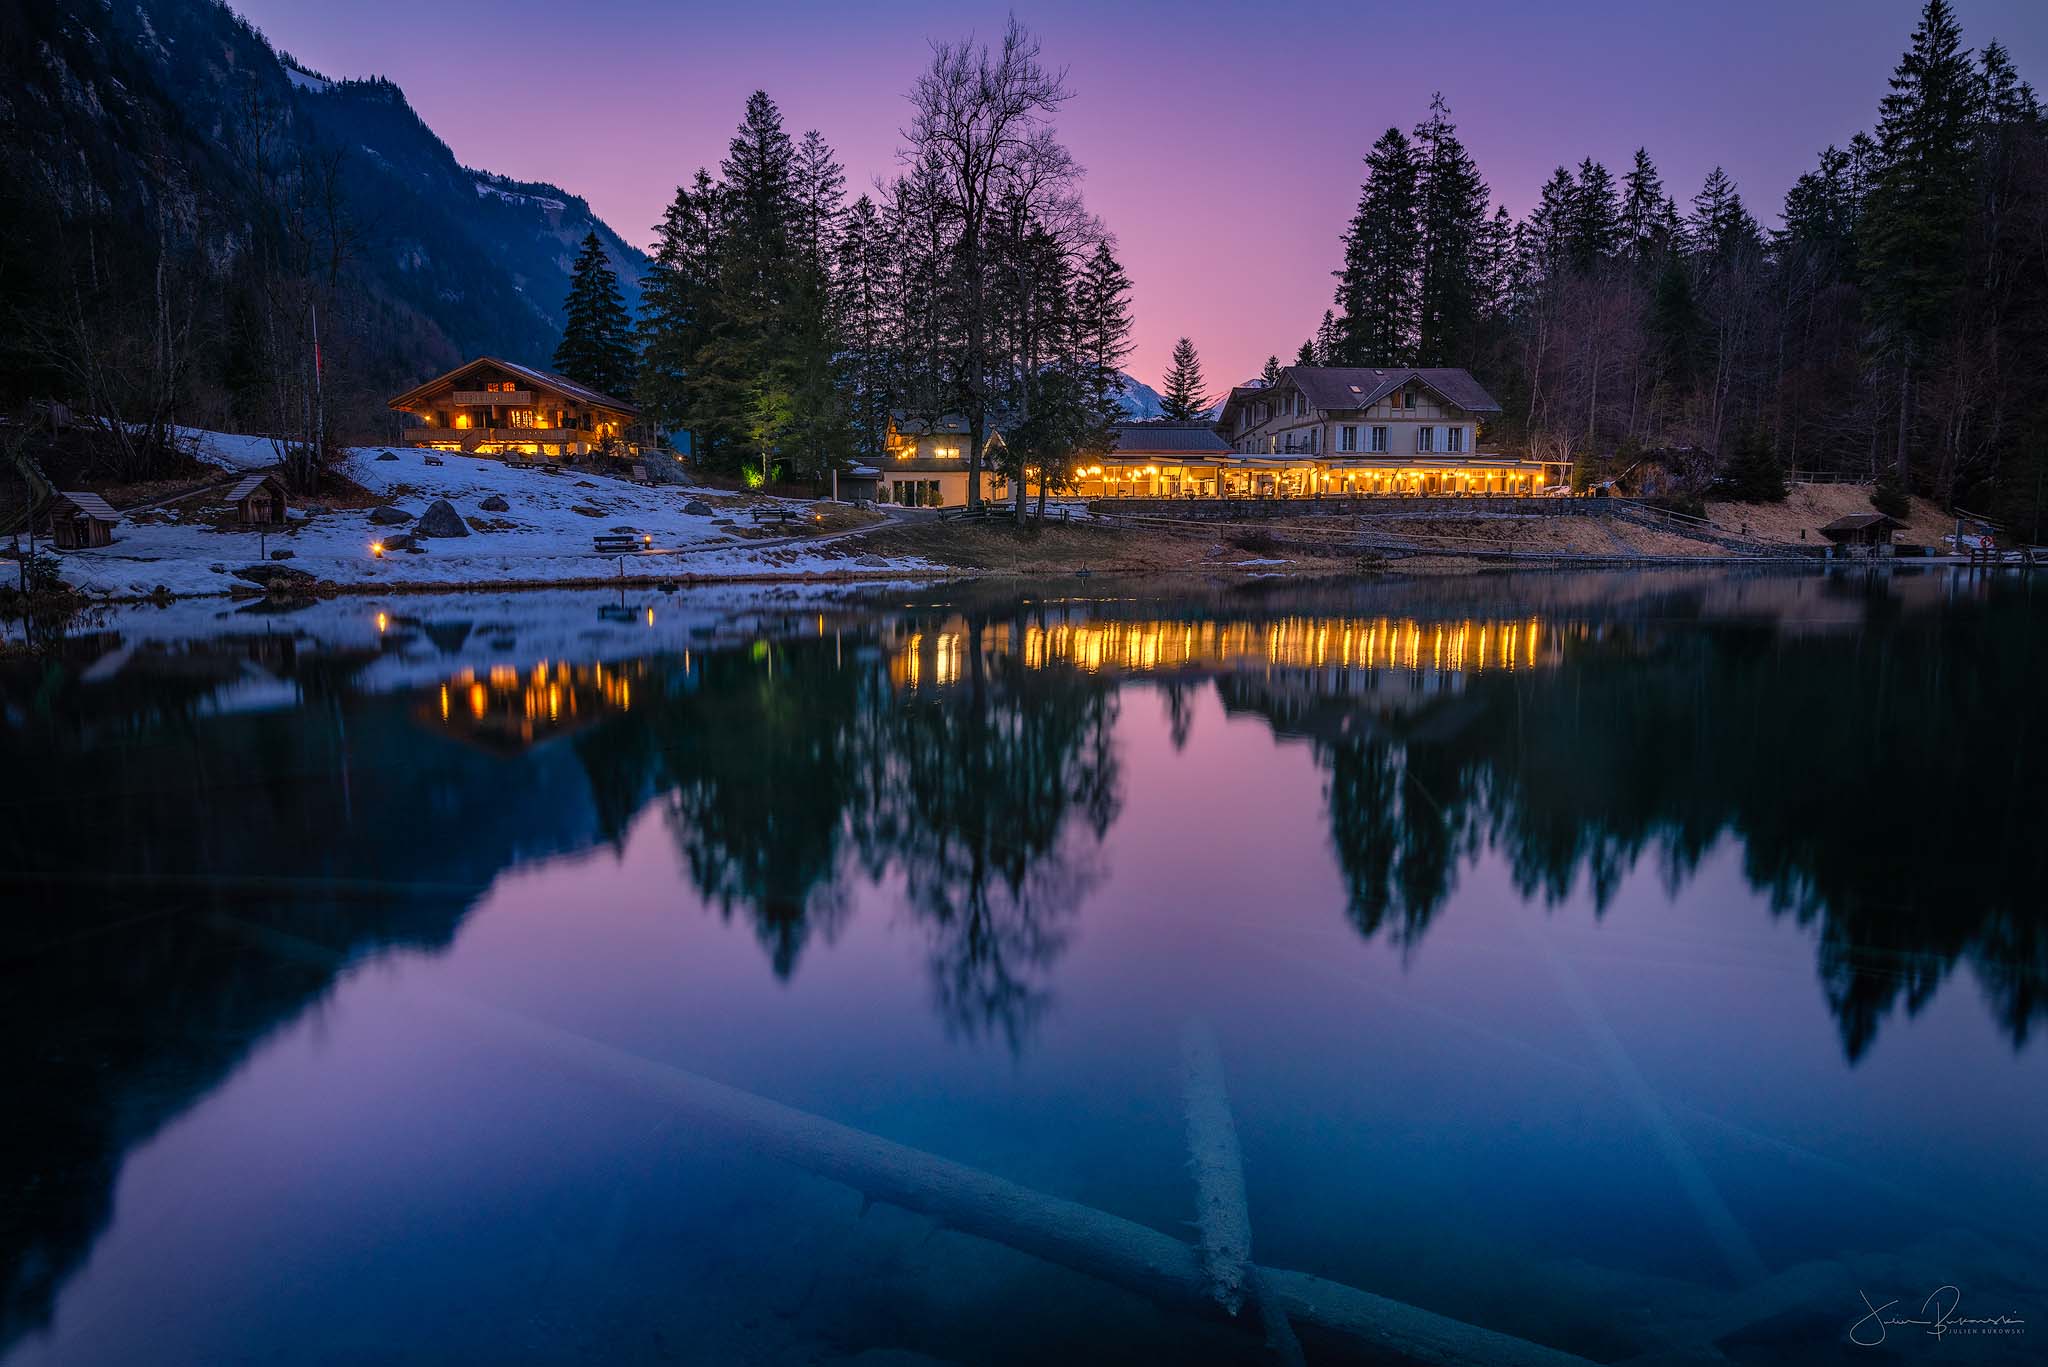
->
[1871, 472, 1912, 521]
[1721, 426, 1788, 503]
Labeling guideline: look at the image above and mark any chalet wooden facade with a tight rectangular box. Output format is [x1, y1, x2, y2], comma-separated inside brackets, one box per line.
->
[878, 412, 1006, 507]
[1209, 367, 1551, 497]
[389, 358, 641, 460]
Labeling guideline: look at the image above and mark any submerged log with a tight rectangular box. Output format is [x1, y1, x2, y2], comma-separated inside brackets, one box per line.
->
[220, 914, 1599, 1367]
[1181, 1020, 1253, 1315]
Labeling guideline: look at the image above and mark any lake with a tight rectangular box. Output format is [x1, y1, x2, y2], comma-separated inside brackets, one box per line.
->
[2, 568, 2042, 1365]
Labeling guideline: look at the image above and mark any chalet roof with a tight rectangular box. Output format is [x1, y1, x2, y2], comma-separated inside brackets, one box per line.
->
[1287, 366, 1504, 414]
[1819, 512, 1900, 533]
[387, 357, 640, 416]
[1112, 423, 1230, 455]
[889, 411, 972, 436]
[226, 473, 287, 502]
[54, 491, 119, 521]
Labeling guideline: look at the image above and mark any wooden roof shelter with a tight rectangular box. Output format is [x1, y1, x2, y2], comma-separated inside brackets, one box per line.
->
[1818, 512, 1901, 546]
[226, 473, 290, 524]
[45, 491, 120, 549]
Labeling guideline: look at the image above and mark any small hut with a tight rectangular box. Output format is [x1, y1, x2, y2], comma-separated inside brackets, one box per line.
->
[45, 491, 120, 549]
[1818, 512, 1901, 551]
[227, 472, 290, 525]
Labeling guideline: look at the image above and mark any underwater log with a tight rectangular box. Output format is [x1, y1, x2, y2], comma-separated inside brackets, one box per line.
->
[220, 914, 1600, 1367]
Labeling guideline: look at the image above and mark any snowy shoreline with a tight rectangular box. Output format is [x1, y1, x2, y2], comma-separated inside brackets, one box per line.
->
[44, 434, 943, 602]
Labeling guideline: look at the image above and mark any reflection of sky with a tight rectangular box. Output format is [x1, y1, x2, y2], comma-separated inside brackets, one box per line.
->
[13, 684, 2045, 1364]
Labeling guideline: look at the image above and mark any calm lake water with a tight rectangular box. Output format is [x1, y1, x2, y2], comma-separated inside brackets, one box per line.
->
[3, 569, 2043, 1365]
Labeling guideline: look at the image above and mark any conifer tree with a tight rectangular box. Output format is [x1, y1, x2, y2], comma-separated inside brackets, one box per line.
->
[554, 231, 635, 400]
[1260, 356, 1282, 386]
[1412, 94, 1492, 366]
[1617, 149, 1669, 271]
[1334, 127, 1420, 364]
[835, 194, 895, 461]
[1159, 336, 1210, 421]
[1862, 0, 1978, 484]
[1071, 241, 1134, 417]
[1314, 309, 1340, 365]
[1567, 158, 1620, 274]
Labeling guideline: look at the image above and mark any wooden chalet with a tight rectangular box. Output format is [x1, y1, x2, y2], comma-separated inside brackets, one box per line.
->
[226, 473, 290, 525]
[388, 358, 641, 460]
[44, 491, 120, 549]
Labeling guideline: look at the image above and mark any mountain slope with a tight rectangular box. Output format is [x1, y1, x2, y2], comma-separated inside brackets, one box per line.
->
[0, 0, 648, 430]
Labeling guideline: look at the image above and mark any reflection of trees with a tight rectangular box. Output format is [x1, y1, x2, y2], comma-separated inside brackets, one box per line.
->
[855, 619, 1120, 1049]
[1243, 591, 2048, 1063]
[638, 617, 1121, 1049]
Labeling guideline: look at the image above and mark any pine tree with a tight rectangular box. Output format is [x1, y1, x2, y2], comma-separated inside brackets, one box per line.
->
[1412, 94, 1491, 366]
[1862, 0, 1979, 484]
[554, 231, 636, 400]
[639, 171, 737, 458]
[1722, 424, 1788, 502]
[1617, 148, 1668, 270]
[1260, 355, 1282, 386]
[1071, 241, 1134, 418]
[1334, 126, 1420, 364]
[835, 194, 895, 461]
[1295, 340, 1317, 367]
[1159, 336, 1210, 421]
[1314, 309, 1340, 365]
[1687, 167, 1762, 267]
[1568, 158, 1620, 274]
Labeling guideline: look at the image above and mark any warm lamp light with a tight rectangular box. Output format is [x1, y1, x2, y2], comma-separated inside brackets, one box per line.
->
[370, 541, 385, 557]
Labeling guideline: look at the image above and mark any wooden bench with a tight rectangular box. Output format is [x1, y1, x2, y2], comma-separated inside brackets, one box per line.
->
[593, 533, 644, 554]
[745, 507, 799, 528]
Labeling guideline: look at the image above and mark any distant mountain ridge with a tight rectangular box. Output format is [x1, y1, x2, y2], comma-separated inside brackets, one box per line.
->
[1113, 373, 1221, 422]
[0, 0, 649, 411]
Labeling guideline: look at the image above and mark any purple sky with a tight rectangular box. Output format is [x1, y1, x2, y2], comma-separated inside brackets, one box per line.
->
[242, 0, 2044, 390]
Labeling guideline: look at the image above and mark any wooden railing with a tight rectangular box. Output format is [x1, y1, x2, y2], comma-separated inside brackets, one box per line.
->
[451, 390, 532, 406]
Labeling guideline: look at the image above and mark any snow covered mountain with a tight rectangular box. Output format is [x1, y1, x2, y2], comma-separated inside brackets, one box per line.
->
[1113, 373, 1223, 422]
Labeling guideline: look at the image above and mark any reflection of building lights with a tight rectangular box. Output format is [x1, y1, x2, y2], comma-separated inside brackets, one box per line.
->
[376, 612, 388, 632]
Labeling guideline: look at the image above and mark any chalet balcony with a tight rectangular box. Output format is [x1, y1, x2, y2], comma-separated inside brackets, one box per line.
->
[450, 390, 534, 406]
[402, 427, 595, 453]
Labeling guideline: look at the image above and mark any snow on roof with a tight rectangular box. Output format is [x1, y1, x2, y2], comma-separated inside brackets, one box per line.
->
[226, 474, 286, 502]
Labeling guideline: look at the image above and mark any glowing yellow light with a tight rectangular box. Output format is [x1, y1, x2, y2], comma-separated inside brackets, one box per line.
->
[376, 612, 388, 632]
[370, 541, 385, 557]
[469, 683, 487, 719]
[645, 607, 656, 626]
[439, 684, 449, 720]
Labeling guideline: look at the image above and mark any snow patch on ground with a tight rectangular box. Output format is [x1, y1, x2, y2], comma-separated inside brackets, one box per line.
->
[284, 67, 333, 93]
[49, 438, 934, 599]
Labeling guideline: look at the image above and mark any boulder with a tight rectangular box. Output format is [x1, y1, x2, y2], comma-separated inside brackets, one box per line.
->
[610, 525, 637, 534]
[422, 454, 444, 466]
[414, 498, 471, 538]
[232, 564, 316, 590]
[683, 500, 715, 516]
[857, 555, 890, 568]
[269, 549, 295, 560]
[381, 534, 417, 552]
[369, 506, 412, 525]
[375, 451, 399, 462]
[479, 494, 510, 512]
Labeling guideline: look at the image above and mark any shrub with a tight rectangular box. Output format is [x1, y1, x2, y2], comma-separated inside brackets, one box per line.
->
[1722, 426, 1788, 503]
[1871, 473, 1912, 521]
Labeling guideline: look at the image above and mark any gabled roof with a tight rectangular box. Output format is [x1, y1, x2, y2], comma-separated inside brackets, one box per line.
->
[54, 491, 119, 521]
[226, 473, 287, 502]
[1819, 512, 1900, 533]
[1288, 366, 1503, 414]
[1112, 423, 1229, 455]
[388, 357, 639, 415]
[889, 410, 972, 436]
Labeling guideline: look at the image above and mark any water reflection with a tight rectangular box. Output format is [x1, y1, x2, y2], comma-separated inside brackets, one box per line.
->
[2, 571, 2043, 1360]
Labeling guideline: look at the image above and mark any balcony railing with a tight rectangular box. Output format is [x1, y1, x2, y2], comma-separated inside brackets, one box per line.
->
[450, 390, 533, 406]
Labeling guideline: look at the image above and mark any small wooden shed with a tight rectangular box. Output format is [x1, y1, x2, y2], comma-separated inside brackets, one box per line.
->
[1818, 512, 1901, 548]
[227, 472, 290, 525]
[45, 491, 120, 549]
